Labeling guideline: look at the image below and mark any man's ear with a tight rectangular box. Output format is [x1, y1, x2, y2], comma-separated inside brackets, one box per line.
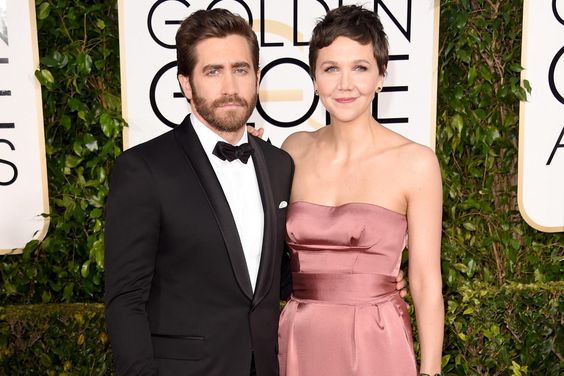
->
[178, 74, 192, 100]
[256, 70, 261, 91]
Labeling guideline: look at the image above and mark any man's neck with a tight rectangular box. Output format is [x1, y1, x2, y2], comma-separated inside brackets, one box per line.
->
[217, 127, 245, 145]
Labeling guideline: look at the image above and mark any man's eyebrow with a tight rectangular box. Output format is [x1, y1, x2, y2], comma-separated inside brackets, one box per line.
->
[202, 64, 223, 72]
[232, 61, 251, 69]
[201, 62, 250, 72]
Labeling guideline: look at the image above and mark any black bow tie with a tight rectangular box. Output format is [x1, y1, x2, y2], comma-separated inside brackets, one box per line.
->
[212, 141, 254, 164]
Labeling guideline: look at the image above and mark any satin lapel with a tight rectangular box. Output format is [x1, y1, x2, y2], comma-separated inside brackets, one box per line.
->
[174, 116, 253, 300]
[248, 136, 277, 307]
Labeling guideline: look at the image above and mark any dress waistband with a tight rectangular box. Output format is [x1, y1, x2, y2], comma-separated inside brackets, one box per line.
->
[282, 273, 413, 373]
[292, 272, 397, 304]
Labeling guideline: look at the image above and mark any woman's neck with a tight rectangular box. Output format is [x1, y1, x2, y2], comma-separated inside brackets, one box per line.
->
[324, 112, 381, 159]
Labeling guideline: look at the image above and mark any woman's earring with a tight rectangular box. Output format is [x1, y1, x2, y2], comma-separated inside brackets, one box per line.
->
[314, 89, 319, 96]
[376, 86, 382, 93]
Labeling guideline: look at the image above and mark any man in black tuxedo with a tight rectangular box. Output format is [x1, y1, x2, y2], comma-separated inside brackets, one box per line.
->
[104, 9, 293, 376]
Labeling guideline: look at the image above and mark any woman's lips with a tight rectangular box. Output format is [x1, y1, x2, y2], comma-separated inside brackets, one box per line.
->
[335, 97, 356, 103]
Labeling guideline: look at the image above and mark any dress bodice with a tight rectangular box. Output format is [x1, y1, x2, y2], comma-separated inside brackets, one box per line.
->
[286, 201, 408, 277]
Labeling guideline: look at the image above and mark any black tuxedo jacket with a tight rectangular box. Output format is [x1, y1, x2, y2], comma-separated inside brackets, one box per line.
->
[104, 116, 294, 376]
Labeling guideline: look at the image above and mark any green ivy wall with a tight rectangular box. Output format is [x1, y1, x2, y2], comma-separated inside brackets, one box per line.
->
[1, 0, 562, 374]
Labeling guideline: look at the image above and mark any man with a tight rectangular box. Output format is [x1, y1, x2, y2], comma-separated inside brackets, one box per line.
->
[105, 8, 404, 376]
[105, 8, 292, 375]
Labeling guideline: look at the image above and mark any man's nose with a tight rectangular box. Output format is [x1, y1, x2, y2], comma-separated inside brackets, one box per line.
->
[221, 72, 238, 95]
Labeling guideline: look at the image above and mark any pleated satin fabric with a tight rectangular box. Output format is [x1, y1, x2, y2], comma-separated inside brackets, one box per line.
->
[278, 202, 417, 376]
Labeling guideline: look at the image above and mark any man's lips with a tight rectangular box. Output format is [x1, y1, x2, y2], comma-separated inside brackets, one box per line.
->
[335, 97, 356, 103]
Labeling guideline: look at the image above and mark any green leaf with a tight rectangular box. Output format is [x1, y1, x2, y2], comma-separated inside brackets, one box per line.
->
[81, 260, 91, 278]
[100, 113, 115, 138]
[441, 354, 450, 369]
[77, 53, 93, 74]
[38, 68, 55, 85]
[68, 97, 88, 113]
[41, 290, 52, 303]
[48, 51, 69, 68]
[463, 307, 474, 315]
[457, 48, 471, 64]
[41, 56, 59, 67]
[454, 263, 468, 273]
[103, 93, 121, 111]
[451, 114, 464, 135]
[63, 283, 75, 301]
[479, 65, 492, 83]
[467, 258, 477, 277]
[90, 208, 103, 219]
[61, 115, 72, 130]
[467, 66, 477, 84]
[84, 133, 99, 152]
[93, 219, 103, 233]
[4, 282, 17, 296]
[509, 63, 523, 73]
[37, 2, 51, 20]
[463, 222, 476, 231]
[97, 167, 106, 183]
[73, 140, 84, 156]
[39, 352, 52, 368]
[92, 238, 104, 270]
[96, 19, 106, 29]
[487, 128, 500, 143]
[88, 194, 105, 208]
[523, 79, 532, 94]
[65, 155, 82, 169]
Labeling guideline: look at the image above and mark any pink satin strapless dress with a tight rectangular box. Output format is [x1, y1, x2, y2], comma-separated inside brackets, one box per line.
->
[278, 202, 417, 376]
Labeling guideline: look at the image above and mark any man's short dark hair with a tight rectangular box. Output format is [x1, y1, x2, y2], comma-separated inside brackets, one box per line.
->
[176, 8, 259, 77]
[309, 5, 389, 78]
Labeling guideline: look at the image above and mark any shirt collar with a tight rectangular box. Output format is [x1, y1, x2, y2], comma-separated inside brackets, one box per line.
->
[191, 114, 249, 158]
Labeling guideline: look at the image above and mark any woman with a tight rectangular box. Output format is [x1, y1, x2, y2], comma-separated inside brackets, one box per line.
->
[277, 5, 443, 376]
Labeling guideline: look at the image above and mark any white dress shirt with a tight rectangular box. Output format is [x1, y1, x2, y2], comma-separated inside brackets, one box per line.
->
[192, 116, 264, 292]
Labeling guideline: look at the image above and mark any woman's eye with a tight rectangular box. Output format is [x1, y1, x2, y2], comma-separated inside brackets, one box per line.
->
[324, 66, 338, 73]
[354, 65, 368, 72]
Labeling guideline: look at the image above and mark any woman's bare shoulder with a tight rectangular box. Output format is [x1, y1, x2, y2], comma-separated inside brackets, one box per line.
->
[281, 130, 319, 158]
[402, 142, 439, 170]
[376, 128, 440, 181]
[395, 141, 441, 194]
[381, 128, 437, 164]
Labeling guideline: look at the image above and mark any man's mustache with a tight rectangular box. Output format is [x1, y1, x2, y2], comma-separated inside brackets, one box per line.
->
[213, 95, 248, 108]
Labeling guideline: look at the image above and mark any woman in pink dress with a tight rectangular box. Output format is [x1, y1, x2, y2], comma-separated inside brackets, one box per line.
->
[277, 5, 444, 376]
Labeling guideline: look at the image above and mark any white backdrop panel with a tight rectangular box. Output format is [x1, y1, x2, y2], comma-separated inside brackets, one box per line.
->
[519, 0, 564, 232]
[0, 0, 49, 253]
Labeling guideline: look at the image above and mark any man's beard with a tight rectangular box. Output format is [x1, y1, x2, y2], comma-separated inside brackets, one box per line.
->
[192, 89, 257, 133]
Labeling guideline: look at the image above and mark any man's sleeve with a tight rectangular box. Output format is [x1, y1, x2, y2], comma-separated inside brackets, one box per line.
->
[280, 243, 293, 301]
[104, 151, 160, 375]
[280, 155, 295, 301]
